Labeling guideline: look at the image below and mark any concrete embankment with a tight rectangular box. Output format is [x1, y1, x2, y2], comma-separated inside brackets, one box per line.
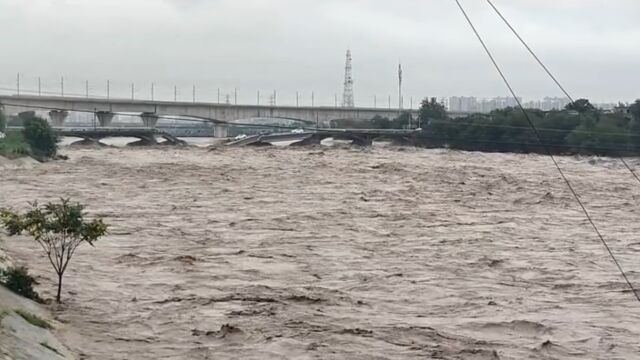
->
[0, 244, 75, 359]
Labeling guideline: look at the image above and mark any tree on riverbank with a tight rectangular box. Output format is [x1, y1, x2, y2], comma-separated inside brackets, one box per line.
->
[22, 115, 57, 160]
[350, 97, 640, 155]
[0, 199, 108, 303]
[418, 97, 447, 126]
[0, 111, 58, 160]
[565, 98, 596, 113]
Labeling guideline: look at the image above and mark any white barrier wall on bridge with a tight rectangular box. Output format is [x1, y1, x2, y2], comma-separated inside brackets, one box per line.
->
[0, 95, 419, 127]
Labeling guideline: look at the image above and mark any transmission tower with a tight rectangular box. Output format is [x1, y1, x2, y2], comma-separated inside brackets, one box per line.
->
[342, 49, 354, 107]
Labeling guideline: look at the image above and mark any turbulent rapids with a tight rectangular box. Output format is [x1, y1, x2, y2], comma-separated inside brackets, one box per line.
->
[1, 145, 639, 359]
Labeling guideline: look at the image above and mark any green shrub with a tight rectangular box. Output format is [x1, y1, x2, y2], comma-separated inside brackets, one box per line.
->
[0, 131, 30, 158]
[0, 109, 6, 132]
[15, 309, 51, 329]
[22, 116, 57, 159]
[0, 266, 42, 302]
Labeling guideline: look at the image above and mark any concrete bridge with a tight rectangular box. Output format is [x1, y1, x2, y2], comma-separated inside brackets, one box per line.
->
[0, 95, 426, 137]
[227, 129, 422, 147]
[0, 95, 470, 137]
[56, 128, 186, 146]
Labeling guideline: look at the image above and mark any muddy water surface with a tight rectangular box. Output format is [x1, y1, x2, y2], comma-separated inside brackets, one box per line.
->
[1, 146, 640, 359]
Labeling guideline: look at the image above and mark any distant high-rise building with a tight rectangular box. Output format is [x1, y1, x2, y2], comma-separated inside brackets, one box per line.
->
[448, 96, 477, 112]
[445, 96, 595, 113]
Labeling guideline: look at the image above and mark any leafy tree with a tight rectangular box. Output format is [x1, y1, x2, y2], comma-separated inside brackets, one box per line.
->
[0, 199, 108, 303]
[565, 98, 596, 113]
[629, 100, 640, 120]
[418, 97, 447, 126]
[22, 115, 58, 159]
[393, 112, 414, 129]
[370, 115, 392, 129]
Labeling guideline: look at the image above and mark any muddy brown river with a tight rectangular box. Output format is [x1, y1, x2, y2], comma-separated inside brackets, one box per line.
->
[1, 145, 640, 359]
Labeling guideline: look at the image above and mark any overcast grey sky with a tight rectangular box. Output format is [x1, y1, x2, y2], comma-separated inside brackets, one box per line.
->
[0, 0, 638, 106]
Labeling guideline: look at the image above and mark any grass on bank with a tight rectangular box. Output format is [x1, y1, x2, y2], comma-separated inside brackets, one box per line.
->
[15, 309, 52, 329]
[0, 131, 30, 159]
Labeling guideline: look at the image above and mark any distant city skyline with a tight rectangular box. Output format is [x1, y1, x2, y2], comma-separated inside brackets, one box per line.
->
[446, 96, 620, 113]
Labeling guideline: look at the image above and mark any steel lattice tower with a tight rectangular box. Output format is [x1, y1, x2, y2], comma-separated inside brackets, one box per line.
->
[342, 49, 354, 108]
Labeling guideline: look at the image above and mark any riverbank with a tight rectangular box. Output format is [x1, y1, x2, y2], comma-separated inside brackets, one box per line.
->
[0, 153, 75, 359]
[0, 244, 75, 359]
[1, 146, 640, 359]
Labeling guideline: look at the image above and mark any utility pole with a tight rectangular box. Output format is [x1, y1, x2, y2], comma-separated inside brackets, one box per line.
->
[374, 95, 377, 108]
[335, 93, 338, 108]
[38, 77, 41, 96]
[312, 91, 315, 107]
[217, 88, 220, 103]
[388, 95, 391, 109]
[234, 88, 238, 105]
[86, 80, 89, 98]
[273, 90, 276, 106]
[131, 83, 135, 100]
[151, 83, 154, 101]
[257, 90, 260, 105]
[398, 63, 403, 113]
[193, 85, 196, 103]
[107, 80, 110, 100]
[296, 91, 299, 107]
[16, 73, 20, 96]
[174, 86, 177, 101]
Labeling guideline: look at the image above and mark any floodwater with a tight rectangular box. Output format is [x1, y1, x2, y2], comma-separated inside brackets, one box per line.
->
[1, 145, 640, 359]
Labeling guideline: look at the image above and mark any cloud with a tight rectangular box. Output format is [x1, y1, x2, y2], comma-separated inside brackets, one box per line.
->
[0, 0, 638, 103]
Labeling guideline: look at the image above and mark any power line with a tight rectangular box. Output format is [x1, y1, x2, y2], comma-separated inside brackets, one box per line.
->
[485, 0, 574, 103]
[454, 0, 639, 303]
[485, 0, 640, 188]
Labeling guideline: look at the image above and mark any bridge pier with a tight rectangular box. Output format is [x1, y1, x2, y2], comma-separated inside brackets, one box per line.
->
[18, 111, 36, 120]
[128, 135, 158, 146]
[96, 111, 115, 127]
[48, 110, 68, 127]
[213, 124, 228, 138]
[140, 112, 159, 128]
